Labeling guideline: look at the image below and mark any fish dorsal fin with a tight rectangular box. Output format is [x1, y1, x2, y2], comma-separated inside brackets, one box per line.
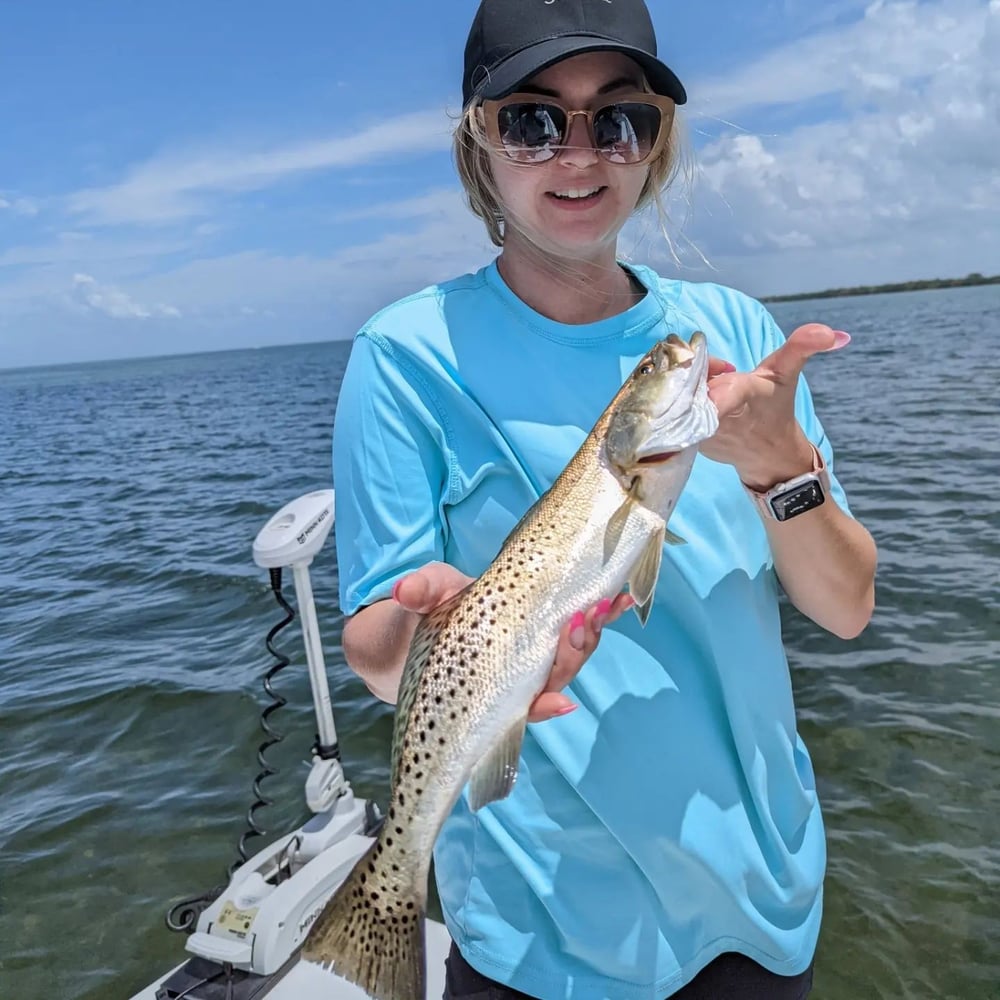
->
[468, 715, 528, 811]
[630, 524, 665, 626]
[390, 585, 470, 787]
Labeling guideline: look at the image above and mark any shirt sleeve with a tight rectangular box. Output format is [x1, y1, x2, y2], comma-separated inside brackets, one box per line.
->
[758, 308, 854, 517]
[332, 331, 452, 615]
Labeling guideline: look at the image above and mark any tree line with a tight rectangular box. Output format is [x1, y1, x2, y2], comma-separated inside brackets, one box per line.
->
[760, 272, 1000, 303]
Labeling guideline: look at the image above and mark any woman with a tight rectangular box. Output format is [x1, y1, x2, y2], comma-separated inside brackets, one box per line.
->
[331, 0, 877, 996]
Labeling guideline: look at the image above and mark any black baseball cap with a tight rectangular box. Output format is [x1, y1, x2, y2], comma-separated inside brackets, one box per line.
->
[462, 0, 687, 107]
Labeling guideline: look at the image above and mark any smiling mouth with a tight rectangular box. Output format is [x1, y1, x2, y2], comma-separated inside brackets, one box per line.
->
[549, 186, 606, 202]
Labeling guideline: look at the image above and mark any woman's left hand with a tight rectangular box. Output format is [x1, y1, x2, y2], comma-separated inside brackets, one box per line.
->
[704, 323, 850, 488]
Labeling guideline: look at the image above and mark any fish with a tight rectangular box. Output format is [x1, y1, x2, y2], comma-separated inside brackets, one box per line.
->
[302, 332, 719, 999]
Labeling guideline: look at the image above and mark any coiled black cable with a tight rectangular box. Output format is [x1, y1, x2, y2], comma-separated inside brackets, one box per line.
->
[165, 567, 295, 933]
[231, 566, 295, 873]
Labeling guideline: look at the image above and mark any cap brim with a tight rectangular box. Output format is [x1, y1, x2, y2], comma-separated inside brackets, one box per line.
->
[471, 36, 686, 106]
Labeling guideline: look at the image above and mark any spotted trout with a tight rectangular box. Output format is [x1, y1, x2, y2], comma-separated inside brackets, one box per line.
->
[303, 333, 719, 999]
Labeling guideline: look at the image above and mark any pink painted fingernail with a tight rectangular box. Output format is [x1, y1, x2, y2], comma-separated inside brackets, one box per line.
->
[593, 598, 613, 632]
[553, 703, 578, 717]
[391, 580, 403, 603]
[569, 611, 586, 650]
[827, 331, 852, 350]
[722, 362, 737, 373]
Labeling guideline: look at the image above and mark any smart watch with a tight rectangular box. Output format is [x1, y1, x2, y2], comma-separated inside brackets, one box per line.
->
[744, 445, 830, 522]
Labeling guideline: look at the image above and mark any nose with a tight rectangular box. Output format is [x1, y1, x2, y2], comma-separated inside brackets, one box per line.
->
[559, 111, 599, 168]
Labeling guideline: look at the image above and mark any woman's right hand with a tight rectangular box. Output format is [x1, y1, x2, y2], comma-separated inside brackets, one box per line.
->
[389, 562, 632, 723]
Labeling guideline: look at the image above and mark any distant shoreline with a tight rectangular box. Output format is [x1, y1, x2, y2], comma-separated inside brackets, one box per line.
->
[760, 272, 1000, 304]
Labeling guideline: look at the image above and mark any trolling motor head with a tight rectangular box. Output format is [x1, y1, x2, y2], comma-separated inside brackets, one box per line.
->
[252, 490, 335, 569]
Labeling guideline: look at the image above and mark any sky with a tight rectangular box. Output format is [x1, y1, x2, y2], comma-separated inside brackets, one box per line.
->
[1, 0, 998, 369]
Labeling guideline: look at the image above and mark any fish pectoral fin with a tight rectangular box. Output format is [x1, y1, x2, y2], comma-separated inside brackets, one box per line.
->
[468, 716, 527, 811]
[665, 526, 686, 545]
[629, 525, 665, 627]
[603, 496, 634, 564]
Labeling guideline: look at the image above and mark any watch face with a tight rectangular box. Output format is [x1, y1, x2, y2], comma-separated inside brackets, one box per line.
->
[770, 480, 826, 521]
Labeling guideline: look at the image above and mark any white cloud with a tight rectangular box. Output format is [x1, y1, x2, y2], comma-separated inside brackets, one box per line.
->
[676, 0, 1000, 274]
[67, 109, 455, 226]
[333, 188, 464, 223]
[0, 231, 195, 270]
[66, 190, 494, 328]
[689, 0, 988, 118]
[71, 273, 181, 320]
[0, 194, 40, 216]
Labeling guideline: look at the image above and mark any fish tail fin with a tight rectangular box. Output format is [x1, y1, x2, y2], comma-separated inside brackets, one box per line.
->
[302, 841, 426, 1000]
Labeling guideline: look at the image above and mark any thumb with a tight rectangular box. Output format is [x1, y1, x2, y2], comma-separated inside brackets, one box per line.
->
[392, 562, 471, 614]
[759, 324, 851, 383]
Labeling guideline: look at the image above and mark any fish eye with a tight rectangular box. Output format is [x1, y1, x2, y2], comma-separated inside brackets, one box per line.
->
[638, 360, 655, 376]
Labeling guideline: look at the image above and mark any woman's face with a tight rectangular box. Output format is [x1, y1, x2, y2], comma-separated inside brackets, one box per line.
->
[487, 51, 660, 261]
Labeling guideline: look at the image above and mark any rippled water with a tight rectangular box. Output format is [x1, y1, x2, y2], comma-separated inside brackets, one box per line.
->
[1, 286, 998, 999]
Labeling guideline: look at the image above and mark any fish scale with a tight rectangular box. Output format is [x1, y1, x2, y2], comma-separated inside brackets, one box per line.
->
[303, 333, 718, 1000]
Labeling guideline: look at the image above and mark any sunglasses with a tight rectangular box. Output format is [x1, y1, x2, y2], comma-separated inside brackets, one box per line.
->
[482, 92, 675, 165]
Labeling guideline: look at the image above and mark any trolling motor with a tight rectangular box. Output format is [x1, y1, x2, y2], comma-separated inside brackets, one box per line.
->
[150, 491, 382, 1000]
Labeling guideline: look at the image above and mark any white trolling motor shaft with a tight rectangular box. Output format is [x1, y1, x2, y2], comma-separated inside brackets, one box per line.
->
[252, 489, 343, 812]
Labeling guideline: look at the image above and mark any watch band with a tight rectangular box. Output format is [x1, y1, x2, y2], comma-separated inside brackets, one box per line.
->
[743, 444, 831, 522]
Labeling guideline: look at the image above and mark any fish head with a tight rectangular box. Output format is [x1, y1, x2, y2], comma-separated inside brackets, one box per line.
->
[605, 332, 719, 484]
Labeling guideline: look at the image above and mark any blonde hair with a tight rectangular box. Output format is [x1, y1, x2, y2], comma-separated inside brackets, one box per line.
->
[453, 95, 689, 248]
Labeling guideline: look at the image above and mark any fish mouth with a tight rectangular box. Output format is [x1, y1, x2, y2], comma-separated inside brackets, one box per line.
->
[636, 451, 680, 465]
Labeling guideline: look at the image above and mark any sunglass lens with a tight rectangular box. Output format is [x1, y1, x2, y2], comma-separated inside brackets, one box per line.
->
[496, 103, 566, 162]
[594, 103, 662, 163]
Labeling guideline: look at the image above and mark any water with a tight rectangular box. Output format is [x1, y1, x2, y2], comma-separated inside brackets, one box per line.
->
[1, 286, 997, 1000]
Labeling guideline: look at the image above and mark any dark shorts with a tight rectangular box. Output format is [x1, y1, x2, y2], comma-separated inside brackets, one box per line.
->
[443, 942, 814, 999]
